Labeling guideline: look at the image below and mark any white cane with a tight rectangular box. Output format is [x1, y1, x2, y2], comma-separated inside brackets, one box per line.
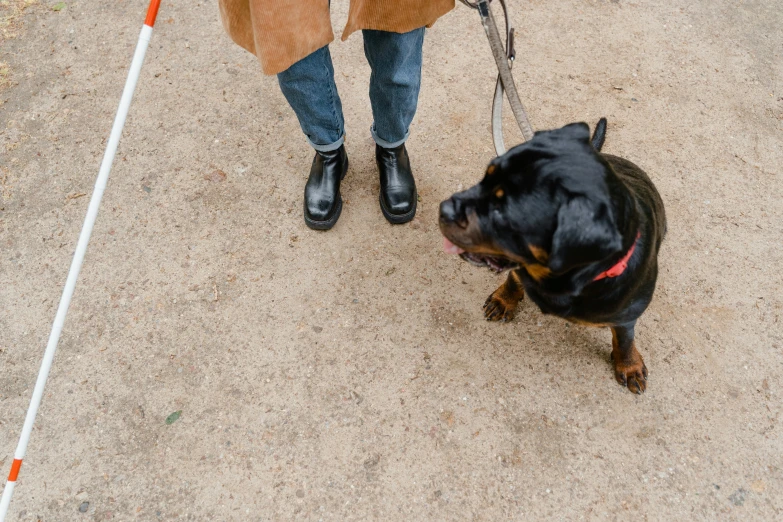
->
[0, 0, 162, 517]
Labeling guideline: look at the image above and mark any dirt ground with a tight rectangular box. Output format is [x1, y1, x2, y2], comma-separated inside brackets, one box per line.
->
[0, 0, 781, 520]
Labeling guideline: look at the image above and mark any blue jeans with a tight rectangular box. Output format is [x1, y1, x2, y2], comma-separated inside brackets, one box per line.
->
[277, 27, 425, 152]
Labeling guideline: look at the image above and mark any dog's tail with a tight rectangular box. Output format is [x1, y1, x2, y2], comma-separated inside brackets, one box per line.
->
[591, 117, 607, 151]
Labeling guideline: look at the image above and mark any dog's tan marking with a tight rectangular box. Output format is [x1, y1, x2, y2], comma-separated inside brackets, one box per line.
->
[523, 263, 551, 282]
[566, 317, 611, 328]
[528, 245, 549, 264]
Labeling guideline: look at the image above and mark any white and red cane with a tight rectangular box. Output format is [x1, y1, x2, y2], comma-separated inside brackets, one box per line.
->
[0, 1, 162, 517]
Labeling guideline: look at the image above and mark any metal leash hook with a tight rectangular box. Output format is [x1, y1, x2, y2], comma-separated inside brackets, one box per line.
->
[459, 0, 535, 154]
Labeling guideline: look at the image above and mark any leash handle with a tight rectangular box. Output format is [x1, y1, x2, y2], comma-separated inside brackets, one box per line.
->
[480, 0, 535, 151]
[464, 0, 535, 153]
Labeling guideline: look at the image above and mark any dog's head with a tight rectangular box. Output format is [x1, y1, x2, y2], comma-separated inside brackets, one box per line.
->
[439, 122, 623, 284]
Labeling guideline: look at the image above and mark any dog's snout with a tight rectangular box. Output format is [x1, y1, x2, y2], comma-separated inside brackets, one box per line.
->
[439, 197, 467, 228]
[439, 198, 456, 222]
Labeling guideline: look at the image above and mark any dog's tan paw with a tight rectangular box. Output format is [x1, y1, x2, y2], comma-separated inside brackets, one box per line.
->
[612, 349, 648, 394]
[483, 292, 518, 322]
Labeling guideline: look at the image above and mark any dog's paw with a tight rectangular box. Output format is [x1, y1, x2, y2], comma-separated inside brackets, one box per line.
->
[612, 351, 648, 394]
[483, 292, 518, 322]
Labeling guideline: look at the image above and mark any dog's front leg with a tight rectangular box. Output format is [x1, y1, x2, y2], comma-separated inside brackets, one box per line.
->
[610, 322, 648, 394]
[483, 269, 525, 322]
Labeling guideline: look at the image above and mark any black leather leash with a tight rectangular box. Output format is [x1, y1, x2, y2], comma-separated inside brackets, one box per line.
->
[459, 0, 535, 154]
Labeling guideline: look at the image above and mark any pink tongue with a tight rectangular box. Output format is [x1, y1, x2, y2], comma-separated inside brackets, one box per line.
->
[443, 237, 466, 255]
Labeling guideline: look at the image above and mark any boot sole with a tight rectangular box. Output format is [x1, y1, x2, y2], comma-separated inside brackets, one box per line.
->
[303, 158, 348, 231]
[379, 189, 417, 225]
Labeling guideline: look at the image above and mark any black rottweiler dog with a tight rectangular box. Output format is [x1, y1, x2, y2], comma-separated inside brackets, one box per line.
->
[439, 119, 666, 394]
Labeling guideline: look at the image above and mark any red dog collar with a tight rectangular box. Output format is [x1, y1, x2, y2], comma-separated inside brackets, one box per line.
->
[593, 232, 641, 281]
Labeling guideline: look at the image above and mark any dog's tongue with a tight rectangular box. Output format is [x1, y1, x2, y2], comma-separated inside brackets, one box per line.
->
[443, 237, 465, 255]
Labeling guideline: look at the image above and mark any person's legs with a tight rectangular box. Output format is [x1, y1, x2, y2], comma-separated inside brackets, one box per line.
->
[362, 28, 425, 148]
[362, 28, 425, 224]
[277, 45, 345, 151]
[277, 45, 348, 230]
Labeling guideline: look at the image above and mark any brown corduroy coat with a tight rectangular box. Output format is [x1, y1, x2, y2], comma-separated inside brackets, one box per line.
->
[218, 0, 455, 75]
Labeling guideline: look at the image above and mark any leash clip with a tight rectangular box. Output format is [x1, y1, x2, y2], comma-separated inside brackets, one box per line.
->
[507, 27, 515, 62]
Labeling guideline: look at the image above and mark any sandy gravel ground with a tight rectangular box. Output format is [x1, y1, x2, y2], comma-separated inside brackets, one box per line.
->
[1, 0, 781, 520]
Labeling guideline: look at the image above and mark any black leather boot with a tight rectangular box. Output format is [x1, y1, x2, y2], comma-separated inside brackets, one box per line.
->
[304, 145, 349, 230]
[376, 143, 417, 224]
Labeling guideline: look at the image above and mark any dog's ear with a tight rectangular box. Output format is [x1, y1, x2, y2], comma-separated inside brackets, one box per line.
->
[548, 196, 622, 274]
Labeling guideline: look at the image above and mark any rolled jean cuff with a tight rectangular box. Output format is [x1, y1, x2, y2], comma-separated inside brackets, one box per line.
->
[307, 134, 345, 153]
[371, 124, 408, 149]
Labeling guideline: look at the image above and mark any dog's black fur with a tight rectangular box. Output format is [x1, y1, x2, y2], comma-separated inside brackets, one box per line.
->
[439, 119, 666, 393]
